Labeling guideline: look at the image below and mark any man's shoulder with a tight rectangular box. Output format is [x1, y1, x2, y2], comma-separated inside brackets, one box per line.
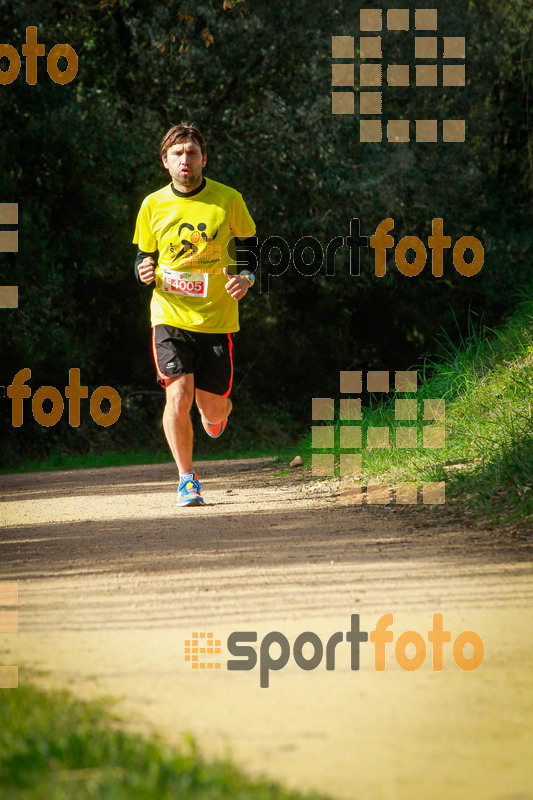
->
[141, 183, 173, 207]
[205, 178, 243, 202]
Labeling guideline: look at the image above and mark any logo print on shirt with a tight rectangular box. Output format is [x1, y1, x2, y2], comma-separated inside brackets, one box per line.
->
[170, 222, 219, 262]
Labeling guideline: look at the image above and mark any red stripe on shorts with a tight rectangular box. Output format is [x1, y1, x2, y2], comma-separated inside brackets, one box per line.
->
[151, 327, 171, 383]
[222, 333, 234, 398]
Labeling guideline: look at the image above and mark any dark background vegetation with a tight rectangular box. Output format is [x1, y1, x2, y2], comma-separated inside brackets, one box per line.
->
[1, 0, 532, 466]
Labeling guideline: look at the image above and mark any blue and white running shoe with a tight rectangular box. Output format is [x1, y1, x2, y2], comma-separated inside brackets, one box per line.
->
[177, 472, 205, 507]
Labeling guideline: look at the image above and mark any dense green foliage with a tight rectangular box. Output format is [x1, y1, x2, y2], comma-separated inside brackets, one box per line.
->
[0, 679, 331, 799]
[1, 0, 532, 465]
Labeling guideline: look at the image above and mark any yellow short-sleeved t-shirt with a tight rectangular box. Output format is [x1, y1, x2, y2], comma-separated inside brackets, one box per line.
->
[133, 178, 256, 333]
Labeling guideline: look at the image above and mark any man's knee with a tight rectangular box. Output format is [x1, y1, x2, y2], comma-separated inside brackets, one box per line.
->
[165, 375, 194, 415]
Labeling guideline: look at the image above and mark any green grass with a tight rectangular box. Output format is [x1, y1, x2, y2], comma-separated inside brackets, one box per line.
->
[0, 449, 174, 475]
[0, 445, 296, 476]
[0, 678, 331, 800]
[305, 293, 533, 524]
[0, 393, 303, 475]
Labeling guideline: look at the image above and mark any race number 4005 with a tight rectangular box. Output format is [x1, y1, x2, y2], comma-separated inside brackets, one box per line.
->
[162, 270, 208, 298]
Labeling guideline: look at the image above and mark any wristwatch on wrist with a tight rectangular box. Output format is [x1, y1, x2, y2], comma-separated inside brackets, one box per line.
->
[239, 269, 255, 288]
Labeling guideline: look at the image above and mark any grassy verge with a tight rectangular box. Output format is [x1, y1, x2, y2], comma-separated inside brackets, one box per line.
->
[0, 449, 174, 475]
[0, 394, 303, 475]
[0, 446, 292, 475]
[304, 293, 533, 524]
[0, 678, 331, 800]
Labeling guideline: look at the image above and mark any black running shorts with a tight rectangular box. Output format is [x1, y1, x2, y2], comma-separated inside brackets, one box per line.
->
[152, 325, 234, 397]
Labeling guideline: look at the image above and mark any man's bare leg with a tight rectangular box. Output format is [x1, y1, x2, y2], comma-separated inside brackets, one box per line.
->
[163, 374, 195, 474]
[195, 389, 232, 425]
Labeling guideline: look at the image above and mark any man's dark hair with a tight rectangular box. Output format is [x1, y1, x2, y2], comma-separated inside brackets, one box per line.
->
[160, 122, 206, 158]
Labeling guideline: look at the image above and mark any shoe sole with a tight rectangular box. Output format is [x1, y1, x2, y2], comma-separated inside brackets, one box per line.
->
[177, 497, 204, 507]
[202, 416, 227, 439]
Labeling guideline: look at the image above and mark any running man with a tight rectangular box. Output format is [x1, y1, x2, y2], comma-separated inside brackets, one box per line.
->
[133, 122, 257, 506]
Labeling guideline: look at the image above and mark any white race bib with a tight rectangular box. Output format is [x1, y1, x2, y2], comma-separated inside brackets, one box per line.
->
[161, 270, 209, 298]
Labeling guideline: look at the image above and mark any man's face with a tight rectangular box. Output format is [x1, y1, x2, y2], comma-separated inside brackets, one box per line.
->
[162, 138, 207, 190]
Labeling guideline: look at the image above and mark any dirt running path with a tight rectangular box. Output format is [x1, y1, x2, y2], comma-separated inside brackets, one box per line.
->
[1, 459, 532, 800]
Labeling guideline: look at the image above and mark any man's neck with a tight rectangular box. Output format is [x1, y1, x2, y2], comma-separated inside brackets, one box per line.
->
[170, 177, 206, 199]
[170, 178, 206, 197]
[172, 175, 203, 194]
